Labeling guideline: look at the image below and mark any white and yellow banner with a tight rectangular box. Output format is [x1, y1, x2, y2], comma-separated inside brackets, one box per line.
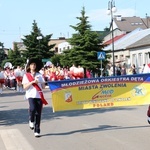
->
[48, 74, 150, 112]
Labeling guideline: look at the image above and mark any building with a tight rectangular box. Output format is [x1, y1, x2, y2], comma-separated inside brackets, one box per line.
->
[13, 36, 72, 54]
[113, 15, 150, 32]
[104, 28, 150, 73]
[103, 16, 150, 73]
[48, 37, 72, 53]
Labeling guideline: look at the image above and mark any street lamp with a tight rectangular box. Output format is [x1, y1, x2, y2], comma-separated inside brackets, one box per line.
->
[36, 36, 42, 57]
[107, 0, 117, 76]
[36, 36, 42, 47]
[37, 36, 42, 41]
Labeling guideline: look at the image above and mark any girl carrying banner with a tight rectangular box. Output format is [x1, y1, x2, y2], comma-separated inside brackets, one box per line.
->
[22, 58, 48, 137]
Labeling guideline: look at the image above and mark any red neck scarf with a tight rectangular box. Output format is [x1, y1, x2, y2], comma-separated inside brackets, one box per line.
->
[26, 73, 48, 105]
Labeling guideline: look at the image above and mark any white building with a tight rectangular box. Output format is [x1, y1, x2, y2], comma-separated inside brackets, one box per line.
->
[57, 41, 72, 54]
[104, 28, 150, 73]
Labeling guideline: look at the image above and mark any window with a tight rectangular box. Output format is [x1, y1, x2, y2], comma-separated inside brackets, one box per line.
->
[55, 47, 58, 53]
[115, 55, 118, 62]
[59, 48, 61, 53]
[131, 22, 143, 26]
[132, 54, 136, 65]
[120, 55, 124, 60]
[138, 53, 142, 66]
[145, 53, 149, 64]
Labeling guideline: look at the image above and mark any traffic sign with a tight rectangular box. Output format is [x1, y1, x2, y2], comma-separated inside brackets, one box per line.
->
[97, 52, 106, 60]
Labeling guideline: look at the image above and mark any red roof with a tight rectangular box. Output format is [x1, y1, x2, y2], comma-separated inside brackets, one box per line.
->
[104, 34, 126, 45]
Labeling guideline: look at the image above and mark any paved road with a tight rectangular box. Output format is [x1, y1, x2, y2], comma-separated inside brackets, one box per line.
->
[0, 88, 150, 150]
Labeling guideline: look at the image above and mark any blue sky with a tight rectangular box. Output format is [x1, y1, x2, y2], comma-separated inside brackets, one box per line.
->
[0, 0, 149, 49]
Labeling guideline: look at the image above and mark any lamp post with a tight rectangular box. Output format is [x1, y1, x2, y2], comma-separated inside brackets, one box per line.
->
[37, 36, 42, 41]
[36, 36, 42, 47]
[36, 36, 42, 58]
[37, 36, 42, 46]
[107, 0, 117, 76]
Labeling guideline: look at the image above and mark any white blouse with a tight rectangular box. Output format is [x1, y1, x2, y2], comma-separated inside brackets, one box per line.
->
[22, 73, 45, 99]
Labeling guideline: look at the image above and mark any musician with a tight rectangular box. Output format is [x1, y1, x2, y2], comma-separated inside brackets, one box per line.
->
[56, 66, 64, 80]
[63, 67, 70, 80]
[14, 66, 24, 92]
[69, 64, 76, 79]
[9, 68, 16, 89]
[4, 67, 11, 88]
[0, 67, 5, 94]
[49, 64, 57, 81]
[69, 64, 84, 79]
[42, 66, 49, 85]
[77, 65, 84, 79]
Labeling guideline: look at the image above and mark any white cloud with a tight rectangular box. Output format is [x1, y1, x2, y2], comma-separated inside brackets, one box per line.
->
[69, 8, 136, 31]
[87, 9, 109, 22]
[87, 8, 136, 22]
[86, 8, 136, 30]
[117, 8, 136, 17]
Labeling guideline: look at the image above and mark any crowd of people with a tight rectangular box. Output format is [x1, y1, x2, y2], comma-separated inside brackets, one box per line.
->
[0, 63, 89, 94]
[0, 66, 25, 94]
[108, 63, 137, 76]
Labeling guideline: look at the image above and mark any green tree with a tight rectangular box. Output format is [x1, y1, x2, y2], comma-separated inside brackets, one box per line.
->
[21, 20, 55, 61]
[51, 54, 62, 67]
[104, 27, 110, 31]
[0, 42, 6, 66]
[60, 7, 110, 73]
[6, 43, 25, 67]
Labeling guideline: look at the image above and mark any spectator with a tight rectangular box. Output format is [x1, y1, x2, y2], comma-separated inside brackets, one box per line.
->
[141, 64, 145, 73]
[121, 63, 127, 75]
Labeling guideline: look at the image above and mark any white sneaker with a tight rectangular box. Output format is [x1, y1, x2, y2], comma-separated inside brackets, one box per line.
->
[29, 121, 34, 130]
[34, 132, 40, 137]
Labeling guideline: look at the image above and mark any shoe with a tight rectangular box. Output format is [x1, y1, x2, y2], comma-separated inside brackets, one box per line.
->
[29, 121, 34, 130]
[34, 132, 40, 137]
[147, 117, 150, 124]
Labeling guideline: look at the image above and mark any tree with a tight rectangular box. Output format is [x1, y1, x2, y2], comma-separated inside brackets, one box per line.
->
[21, 20, 55, 61]
[60, 7, 110, 73]
[6, 43, 25, 67]
[104, 27, 110, 31]
[51, 54, 62, 67]
[0, 42, 6, 66]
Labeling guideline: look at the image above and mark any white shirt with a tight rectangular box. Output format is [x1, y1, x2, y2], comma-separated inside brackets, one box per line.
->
[143, 64, 150, 73]
[22, 73, 45, 99]
[0, 71, 4, 79]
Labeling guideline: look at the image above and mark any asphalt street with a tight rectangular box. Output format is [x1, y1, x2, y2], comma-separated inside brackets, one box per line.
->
[0, 88, 150, 150]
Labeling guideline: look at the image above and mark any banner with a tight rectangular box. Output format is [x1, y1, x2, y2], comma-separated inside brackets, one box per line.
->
[48, 74, 150, 112]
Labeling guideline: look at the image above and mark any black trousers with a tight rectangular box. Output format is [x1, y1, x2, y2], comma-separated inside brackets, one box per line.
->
[147, 105, 150, 117]
[28, 98, 43, 133]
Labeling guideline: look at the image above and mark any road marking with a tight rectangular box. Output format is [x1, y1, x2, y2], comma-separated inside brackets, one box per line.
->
[0, 129, 34, 150]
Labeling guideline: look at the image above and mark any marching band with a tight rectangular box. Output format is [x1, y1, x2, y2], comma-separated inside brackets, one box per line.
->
[0, 62, 85, 94]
